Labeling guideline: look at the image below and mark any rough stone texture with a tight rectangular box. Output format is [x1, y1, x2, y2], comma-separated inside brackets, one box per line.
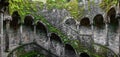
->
[38, 1, 119, 55]
[0, 0, 120, 57]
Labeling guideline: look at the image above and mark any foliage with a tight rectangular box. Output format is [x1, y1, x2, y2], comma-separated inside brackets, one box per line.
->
[46, 0, 66, 9]
[99, 0, 119, 12]
[19, 51, 45, 57]
[8, 0, 118, 57]
[65, 0, 80, 20]
[9, 0, 44, 22]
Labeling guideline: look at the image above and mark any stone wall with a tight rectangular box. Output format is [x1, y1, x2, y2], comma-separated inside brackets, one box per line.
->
[39, 3, 119, 56]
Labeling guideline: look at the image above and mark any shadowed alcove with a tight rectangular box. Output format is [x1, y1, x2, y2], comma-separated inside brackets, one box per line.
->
[80, 17, 90, 27]
[107, 7, 118, 32]
[35, 21, 49, 48]
[65, 44, 76, 57]
[50, 33, 63, 56]
[93, 14, 105, 28]
[79, 17, 91, 34]
[8, 11, 21, 51]
[10, 11, 21, 30]
[50, 33, 62, 43]
[80, 52, 90, 57]
[36, 21, 47, 36]
[106, 7, 119, 48]
[22, 15, 34, 43]
[24, 15, 34, 30]
[107, 7, 118, 25]
[93, 14, 106, 45]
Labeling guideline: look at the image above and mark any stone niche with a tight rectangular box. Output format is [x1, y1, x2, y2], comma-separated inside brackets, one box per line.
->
[80, 52, 90, 57]
[35, 21, 48, 48]
[22, 15, 34, 43]
[79, 17, 91, 34]
[65, 44, 77, 57]
[93, 14, 105, 28]
[50, 33, 64, 57]
[93, 14, 106, 45]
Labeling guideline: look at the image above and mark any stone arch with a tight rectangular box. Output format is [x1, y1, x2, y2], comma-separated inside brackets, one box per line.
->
[24, 15, 34, 26]
[7, 42, 58, 57]
[50, 33, 63, 56]
[93, 14, 105, 27]
[80, 17, 90, 26]
[50, 33, 62, 43]
[65, 18, 76, 26]
[107, 7, 118, 25]
[80, 52, 90, 57]
[22, 15, 34, 43]
[65, 44, 76, 57]
[36, 21, 47, 36]
[10, 11, 21, 30]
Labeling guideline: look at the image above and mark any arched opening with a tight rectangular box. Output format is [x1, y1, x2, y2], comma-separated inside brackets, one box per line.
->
[107, 7, 118, 25]
[22, 15, 34, 43]
[107, 7, 118, 32]
[35, 21, 48, 47]
[93, 14, 105, 27]
[65, 18, 76, 26]
[24, 15, 34, 28]
[10, 11, 21, 30]
[80, 52, 90, 57]
[65, 44, 76, 57]
[7, 43, 58, 57]
[50, 33, 62, 43]
[36, 21, 47, 36]
[50, 33, 63, 56]
[80, 17, 90, 26]
[79, 17, 91, 34]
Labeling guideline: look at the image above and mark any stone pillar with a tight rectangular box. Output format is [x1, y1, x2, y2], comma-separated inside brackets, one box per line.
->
[0, 9, 4, 57]
[106, 23, 109, 46]
[19, 24, 23, 45]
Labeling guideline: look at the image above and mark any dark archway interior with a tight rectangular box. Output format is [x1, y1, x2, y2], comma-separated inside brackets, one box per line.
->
[24, 15, 34, 30]
[10, 11, 20, 29]
[107, 8, 118, 25]
[80, 17, 90, 26]
[107, 8, 119, 32]
[65, 19, 76, 26]
[50, 33, 62, 43]
[24, 16, 34, 26]
[36, 21, 47, 34]
[93, 14, 105, 27]
[80, 52, 90, 57]
[65, 44, 76, 57]
[3, 20, 7, 29]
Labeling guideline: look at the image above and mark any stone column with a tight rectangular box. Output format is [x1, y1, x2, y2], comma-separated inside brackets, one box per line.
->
[0, 9, 4, 57]
[19, 24, 23, 45]
[105, 23, 109, 46]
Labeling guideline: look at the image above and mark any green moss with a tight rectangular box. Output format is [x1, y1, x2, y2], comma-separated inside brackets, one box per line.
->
[19, 51, 45, 57]
[8, 0, 118, 57]
[99, 0, 118, 12]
